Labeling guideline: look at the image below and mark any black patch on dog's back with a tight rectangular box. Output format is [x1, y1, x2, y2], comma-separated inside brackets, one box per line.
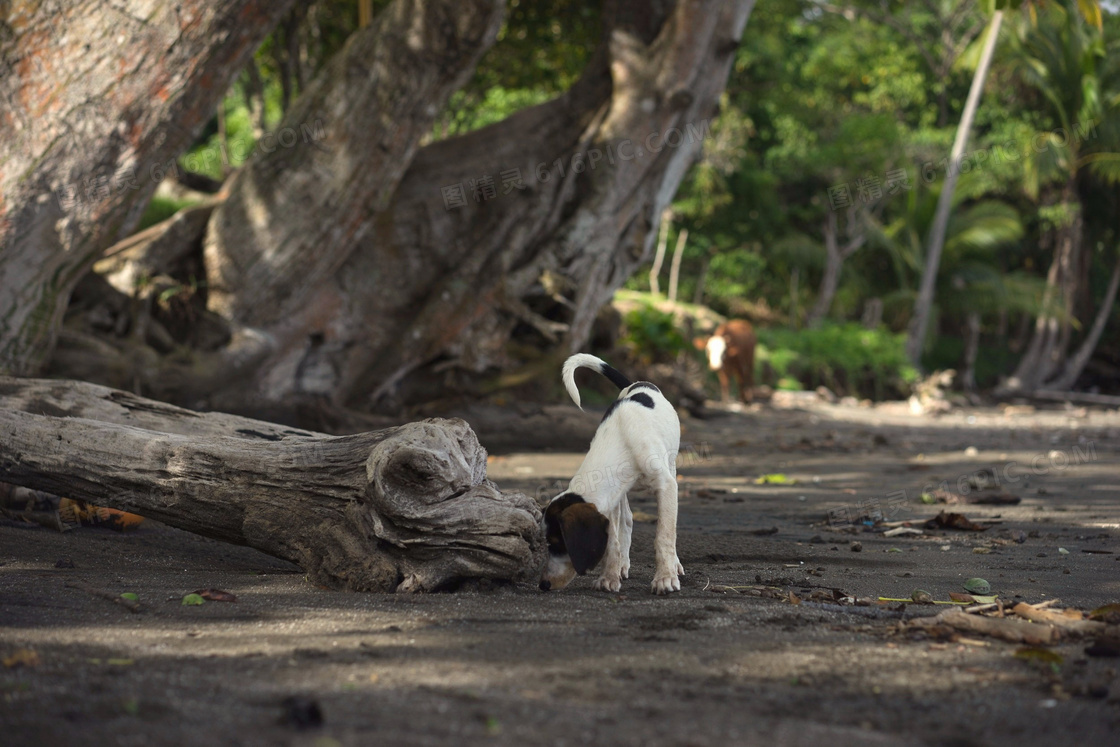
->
[628, 381, 660, 394]
[600, 391, 657, 423]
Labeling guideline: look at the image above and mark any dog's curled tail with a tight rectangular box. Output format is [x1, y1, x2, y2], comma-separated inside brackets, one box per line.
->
[562, 353, 633, 410]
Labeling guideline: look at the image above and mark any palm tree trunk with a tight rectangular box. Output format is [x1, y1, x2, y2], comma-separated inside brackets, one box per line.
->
[692, 253, 711, 305]
[808, 209, 867, 328]
[1048, 249, 1120, 391]
[960, 311, 981, 391]
[906, 10, 1003, 365]
[667, 228, 688, 303]
[1005, 178, 1083, 392]
[650, 208, 672, 295]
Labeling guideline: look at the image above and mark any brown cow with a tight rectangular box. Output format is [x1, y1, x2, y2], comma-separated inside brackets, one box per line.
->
[698, 319, 756, 404]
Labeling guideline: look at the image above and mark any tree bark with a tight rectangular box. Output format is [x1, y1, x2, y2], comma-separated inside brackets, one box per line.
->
[196, 0, 505, 410]
[906, 9, 1003, 366]
[0, 0, 297, 376]
[0, 377, 544, 592]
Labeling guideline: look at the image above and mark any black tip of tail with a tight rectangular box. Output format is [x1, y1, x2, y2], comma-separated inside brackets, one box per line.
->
[599, 362, 632, 391]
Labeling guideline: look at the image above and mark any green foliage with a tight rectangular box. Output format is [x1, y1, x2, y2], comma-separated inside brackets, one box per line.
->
[619, 306, 688, 364]
[757, 323, 919, 399]
[137, 195, 199, 231]
[435, 0, 599, 137]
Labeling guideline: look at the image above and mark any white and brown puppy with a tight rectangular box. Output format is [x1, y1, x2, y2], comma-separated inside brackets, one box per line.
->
[540, 354, 683, 595]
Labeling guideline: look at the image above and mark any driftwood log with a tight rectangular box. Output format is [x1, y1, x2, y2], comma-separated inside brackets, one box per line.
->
[0, 377, 544, 592]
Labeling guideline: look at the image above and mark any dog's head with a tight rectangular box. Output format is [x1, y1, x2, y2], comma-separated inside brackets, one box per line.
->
[539, 492, 609, 591]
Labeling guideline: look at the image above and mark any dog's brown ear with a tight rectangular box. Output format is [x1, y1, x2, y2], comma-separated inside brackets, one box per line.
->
[559, 503, 609, 575]
[693, 336, 708, 351]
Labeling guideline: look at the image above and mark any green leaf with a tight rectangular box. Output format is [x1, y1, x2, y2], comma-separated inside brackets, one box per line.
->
[119, 593, 138, 602]
[963, 578, 991, 595]
[755, 473, 796, 485]
[1014, 647, 1064, 666]
[181, 593, 205, 606]
[1077, 0, 1103, 30]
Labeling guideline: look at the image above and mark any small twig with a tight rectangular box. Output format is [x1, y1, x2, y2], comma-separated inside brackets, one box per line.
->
[65, 581, 141, 613]
[798, 601, 918, 620]
[1012, 603, 1105, 637]
[964, 603, 1000, 615]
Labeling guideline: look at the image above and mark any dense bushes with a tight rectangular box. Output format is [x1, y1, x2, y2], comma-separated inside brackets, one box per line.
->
[756, 323, 918, 400]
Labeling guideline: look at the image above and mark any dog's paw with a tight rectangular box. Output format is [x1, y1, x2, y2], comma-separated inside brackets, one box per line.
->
[593, 575, 622, 593]
[650, 573, 681, 595]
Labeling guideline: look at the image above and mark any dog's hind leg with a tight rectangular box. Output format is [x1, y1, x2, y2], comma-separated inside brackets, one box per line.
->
[649, 470, 683, 595]
[619, 496, 633, 580]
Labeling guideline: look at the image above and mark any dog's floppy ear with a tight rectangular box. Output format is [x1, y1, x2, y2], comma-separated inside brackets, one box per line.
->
[559, 503, 609, 575]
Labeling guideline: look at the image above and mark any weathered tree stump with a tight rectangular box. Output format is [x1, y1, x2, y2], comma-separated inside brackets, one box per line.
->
[0, 378, 544, 592]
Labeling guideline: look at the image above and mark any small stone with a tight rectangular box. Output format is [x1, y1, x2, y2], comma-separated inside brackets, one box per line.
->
[850, 541, 862, 552]
[281, 696, 324, 729]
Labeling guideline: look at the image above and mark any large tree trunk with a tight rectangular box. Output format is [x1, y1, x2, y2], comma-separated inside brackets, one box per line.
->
[0, 0, 297, 377]
[0, 377, 544, 593]
[203, 0, 505, 337]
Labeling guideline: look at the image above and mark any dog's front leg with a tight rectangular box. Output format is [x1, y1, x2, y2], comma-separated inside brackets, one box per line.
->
[651, 475, 683, 595]
[619, 496, 633, 580]
[593, 500, 624, 592]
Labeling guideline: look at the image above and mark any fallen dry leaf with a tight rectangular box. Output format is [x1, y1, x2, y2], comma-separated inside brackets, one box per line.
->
[1088, 603, 1120, 624]
[926, 511, 988, 531]
[193, 589, 238, 603]
[925, 488, 1021, 506]
[3, 649, 39, 668]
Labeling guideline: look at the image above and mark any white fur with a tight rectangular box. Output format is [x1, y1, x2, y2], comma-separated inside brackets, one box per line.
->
[552, 354, 684, 594]
[706, 334, 726, 371]
[561, 352, 607, 410]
